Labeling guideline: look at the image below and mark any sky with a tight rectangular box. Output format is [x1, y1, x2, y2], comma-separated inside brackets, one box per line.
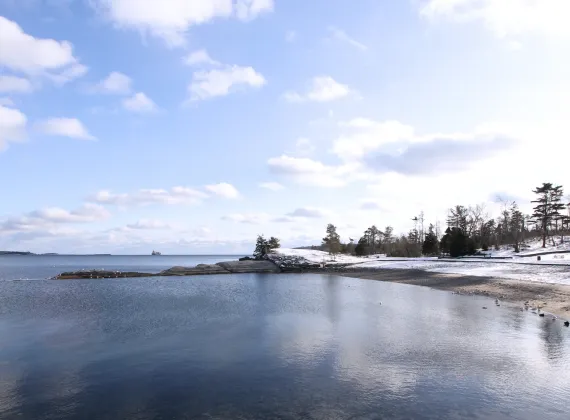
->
[1, 0, 570, 255]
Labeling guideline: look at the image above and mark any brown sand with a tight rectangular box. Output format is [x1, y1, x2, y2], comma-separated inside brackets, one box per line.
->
[338, 269, 570, 320]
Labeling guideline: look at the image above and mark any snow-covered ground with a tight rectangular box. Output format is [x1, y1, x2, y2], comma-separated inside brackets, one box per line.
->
[277, 239, 570, 285]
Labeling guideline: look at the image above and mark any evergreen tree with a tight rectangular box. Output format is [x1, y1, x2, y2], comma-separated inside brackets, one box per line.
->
[322, 224, 341, 255]
[531, 183, 566, 247]
[422, 224, 439, 256]
[440, 227, 472, 257]
[509, 203, 524, 253]
[253, 235, 280, 259]
[354, 237, 368, 256]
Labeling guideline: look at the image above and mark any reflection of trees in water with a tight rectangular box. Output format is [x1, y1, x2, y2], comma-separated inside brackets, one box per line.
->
[539, 321, 566, 362]
[325, 275, 340, 326]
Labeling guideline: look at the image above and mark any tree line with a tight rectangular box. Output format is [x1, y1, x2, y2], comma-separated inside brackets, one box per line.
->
[254, 183, 570, 259]
[321, 182, 570, 258]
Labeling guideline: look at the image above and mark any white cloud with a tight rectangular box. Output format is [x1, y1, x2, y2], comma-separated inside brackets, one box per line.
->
[0, 16, 87, 83]
[183, 49, 220, 67]
[0, 97, 15, 106]
[36, 118, 95, 140]
[267, 155, 355, 188]
[333, 120, 416, 160]
[420, 0, 570, 39]
[188, 65, 266, 100]
[284, 76, 351, 103]
[0, 75, 33, 93]
[126, 219, 171, 230]
[287, 207, 328, 219]
[122, 92, 157, 112]
[92, 0, 273, 47]
[259, 182, 284, 191]
[0, 104, 27, 152]
[359, 200, 384, 211]
[222, 213, 269, 224]
[93, 71, 132, 94]
[0, 203, 110, 235]
[91, 186, 208, 207]
[205, 182, 240, 199]
[328, 26, 368, 51]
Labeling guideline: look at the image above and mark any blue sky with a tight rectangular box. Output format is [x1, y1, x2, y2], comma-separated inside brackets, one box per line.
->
[1, 0, 569, 254]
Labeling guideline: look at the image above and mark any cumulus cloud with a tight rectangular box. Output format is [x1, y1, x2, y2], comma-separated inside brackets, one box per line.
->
[0, 203, 110, 235]
[122, 92, 157, 112]
[35, 118, 96, 140]
[420, 0, 570, 40]
[267, 155, 352, 188]
[284, 76, 351, 103]
[0, 75, 33, 93]
[90, 186, 208, 206]
[188, 65, 266, 101]
[91, 0, 274, 47]
[364, 134, 514, 176]
[327, 26, 368, 51]
[0, 16, 87, 84]
[205, 182, 240, 199]
[183, 49, 220, 67]
[93, 71, 132, 94]
[259, 182, 284, 191]
[0, 104, 27, 152]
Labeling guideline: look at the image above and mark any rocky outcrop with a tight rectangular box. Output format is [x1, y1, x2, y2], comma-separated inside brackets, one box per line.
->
[53, 260, 282, 279]
[54, 270, 155, 279]
[217, 260, 281, 273]
[160, 264, 230, 276]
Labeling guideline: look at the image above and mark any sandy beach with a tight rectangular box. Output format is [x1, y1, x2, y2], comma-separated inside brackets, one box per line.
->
[339, 269, 570, 320]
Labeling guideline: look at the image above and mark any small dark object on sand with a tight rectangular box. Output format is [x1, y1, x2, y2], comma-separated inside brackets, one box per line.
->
[539, 313, 545, 317]
[564, 321, 570, 327]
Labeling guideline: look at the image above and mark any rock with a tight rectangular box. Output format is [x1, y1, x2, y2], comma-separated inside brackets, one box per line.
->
[482, 307, 488, 309]
[238, 256, 254, 261]
[216, 260, 280, 274]
[53, 270, 155, 279]
[564, 321, 570, 327]
[539, 313, 545, 317]
[160, 265, 230, 276]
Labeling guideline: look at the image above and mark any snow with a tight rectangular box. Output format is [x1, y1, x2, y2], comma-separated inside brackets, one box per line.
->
[277, 240, 570, 285]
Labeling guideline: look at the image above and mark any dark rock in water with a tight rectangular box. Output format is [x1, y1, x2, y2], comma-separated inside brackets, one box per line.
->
[539, 313, 545, 317]
[217, 260, 280, 274]
[564, 321, 570, 327]
[53, 270, 155, 280]
[160, 265, 230, 276]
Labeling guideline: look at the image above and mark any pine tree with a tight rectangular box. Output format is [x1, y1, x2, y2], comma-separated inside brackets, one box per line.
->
[422, 224, 439, 256]
[322, 224, 341, 255]
[253, 235, 280, 259]
[509, 203, 524, 253]
[531, 183, 566, 247]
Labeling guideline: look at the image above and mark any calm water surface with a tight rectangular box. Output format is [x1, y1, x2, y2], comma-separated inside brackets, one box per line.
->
[1, 260, 569, 419]
[0, 255, 237, 281]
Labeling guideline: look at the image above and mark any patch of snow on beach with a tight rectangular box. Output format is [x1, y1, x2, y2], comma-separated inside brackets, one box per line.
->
[275, 248, 369, 264]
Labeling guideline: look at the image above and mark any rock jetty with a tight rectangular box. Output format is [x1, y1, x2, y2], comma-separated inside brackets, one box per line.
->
[52, 259, 283, 279]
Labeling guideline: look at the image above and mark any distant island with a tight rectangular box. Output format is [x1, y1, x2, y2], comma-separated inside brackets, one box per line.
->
[0, 251, 35, 255]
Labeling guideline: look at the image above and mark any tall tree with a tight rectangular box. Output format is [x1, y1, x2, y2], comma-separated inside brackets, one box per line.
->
[509, 203, 524, 253]
[531, 183, 566, 247]
[322, 224, 341, 255]
[422, 224, 439, 256]
[447, 205, 468, 232]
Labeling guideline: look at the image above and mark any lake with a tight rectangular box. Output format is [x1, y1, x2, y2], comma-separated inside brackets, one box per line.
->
[1, 257, 569, 419]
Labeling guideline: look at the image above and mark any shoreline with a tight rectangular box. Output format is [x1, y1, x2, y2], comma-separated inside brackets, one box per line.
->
[333, 268, 570, 320]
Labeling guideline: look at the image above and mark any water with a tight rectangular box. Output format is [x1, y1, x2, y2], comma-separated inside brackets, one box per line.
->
[0, 255, 238, 281]
[1, 262, 569, 419]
